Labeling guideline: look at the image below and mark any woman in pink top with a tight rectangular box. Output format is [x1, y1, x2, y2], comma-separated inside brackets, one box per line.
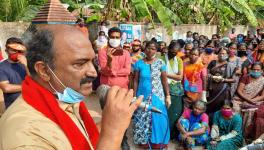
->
[177, 101, 209, 149]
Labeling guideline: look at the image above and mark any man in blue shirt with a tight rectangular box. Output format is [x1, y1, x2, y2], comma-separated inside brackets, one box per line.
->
[0, 37, 29, 108]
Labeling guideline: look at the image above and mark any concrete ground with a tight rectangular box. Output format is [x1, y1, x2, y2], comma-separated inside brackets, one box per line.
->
[85, 93, 204, 150]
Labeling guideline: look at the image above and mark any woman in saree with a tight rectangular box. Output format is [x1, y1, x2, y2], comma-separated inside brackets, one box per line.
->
[133, 41, 171, 149]
[232, 62, 264, 140]
[207, 48, 235, 114]
[161, 41, 184, 139]
[207, 100, 243, 150]
[184, 48, 207, 106]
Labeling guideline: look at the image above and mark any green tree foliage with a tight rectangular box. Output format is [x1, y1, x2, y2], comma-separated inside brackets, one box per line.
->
[0, 0, 48, 22]
[103, 0, 179, 34]
[0, 0, 263, 34]
[161, 0, 264, 32]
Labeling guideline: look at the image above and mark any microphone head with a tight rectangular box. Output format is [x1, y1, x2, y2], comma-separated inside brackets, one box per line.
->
[96, 84, 110, 109]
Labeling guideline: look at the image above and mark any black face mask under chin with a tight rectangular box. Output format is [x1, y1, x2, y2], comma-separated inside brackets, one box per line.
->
[237, 51, 247, 57]
[133, 48, 140, 52]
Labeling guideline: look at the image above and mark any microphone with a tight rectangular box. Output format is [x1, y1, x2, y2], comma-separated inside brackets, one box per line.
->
[96, 84, 162, 113]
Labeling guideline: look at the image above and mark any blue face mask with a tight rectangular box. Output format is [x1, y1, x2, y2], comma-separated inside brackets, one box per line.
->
[238, 37, 244, 43]
[56, 87, 85, 104]
[205, 48, 213, 54]
[250, 71, 262, 78]
[48, 66, 85, 104]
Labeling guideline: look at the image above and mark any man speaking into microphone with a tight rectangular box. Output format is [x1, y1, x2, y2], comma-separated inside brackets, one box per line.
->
[0, 25, 142, 150]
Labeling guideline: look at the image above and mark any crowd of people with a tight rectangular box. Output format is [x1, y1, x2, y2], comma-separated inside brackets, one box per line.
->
[92, 27, 264, 150]
[0, 24, 263, 150]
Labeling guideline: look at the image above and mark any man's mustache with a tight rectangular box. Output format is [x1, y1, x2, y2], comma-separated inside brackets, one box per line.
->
[80, 76, 96, 85]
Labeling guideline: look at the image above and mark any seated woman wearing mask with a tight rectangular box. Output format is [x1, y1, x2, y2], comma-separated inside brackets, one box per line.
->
[207, 100, 243, 150]
[177, 101, 209, 150]
[233, 62, 264, 112]
[232, 62, 264, 140]
[207, 48, 235, 114]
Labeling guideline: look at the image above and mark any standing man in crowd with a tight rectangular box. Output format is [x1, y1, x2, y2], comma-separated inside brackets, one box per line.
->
[98, 27, 131, 149]
[98, 27, 131, 89]
[131, 39, 145, 66]
[0, 25, 142, 150]
[0, 37, 29, 109]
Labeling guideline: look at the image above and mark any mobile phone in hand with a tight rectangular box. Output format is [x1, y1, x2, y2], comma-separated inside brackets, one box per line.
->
[112, 48, 123, 56]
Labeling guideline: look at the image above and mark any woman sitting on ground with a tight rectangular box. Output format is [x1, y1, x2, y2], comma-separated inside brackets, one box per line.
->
[207, 100, 243, 150]
[177, 100, 209, 149]
[233, 62, 264, 112]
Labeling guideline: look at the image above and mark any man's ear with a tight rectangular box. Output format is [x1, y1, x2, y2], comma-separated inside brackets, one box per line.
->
[34, 61, 51, 82]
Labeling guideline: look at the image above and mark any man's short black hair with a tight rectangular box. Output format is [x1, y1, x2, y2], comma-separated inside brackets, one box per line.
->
[26, 29, 55, 77]
[99, 31, 105, 35]
[158, 41, 166, 46]
[108, 27, 122, 37]
[177, 39, 185, 48]
[6, 37, 23, 47]
[145, 40, 158, 49]
[193, 32, 198, 36]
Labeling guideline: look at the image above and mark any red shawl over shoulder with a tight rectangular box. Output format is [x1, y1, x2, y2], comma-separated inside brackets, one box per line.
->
[22, 76, 99, 150]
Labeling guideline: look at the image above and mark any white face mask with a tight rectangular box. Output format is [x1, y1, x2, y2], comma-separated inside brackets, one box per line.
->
[109, 39, 121, 48]
[99, 36, 106, 42]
